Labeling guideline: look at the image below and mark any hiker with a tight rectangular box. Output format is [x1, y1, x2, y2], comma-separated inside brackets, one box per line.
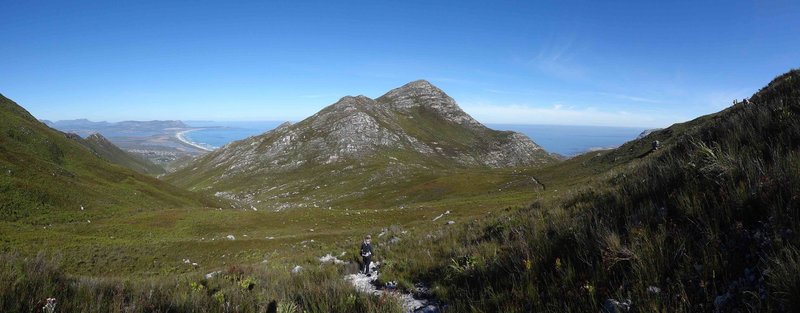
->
[360, 235, 374, 275]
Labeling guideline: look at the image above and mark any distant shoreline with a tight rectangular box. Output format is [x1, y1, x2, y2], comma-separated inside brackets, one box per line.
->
[175, 129, 214, 152]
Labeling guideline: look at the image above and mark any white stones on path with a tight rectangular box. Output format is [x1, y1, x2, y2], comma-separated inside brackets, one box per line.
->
[344, 262, 429, 313]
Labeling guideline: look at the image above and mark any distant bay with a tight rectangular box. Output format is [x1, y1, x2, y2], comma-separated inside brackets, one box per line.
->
[487, 124, 647, 156]
[183, 121, 647, 156]
[182, 121, 286, 149]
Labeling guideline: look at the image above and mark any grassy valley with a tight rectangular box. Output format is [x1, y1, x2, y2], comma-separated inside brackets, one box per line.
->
[1, 70, 799, 312]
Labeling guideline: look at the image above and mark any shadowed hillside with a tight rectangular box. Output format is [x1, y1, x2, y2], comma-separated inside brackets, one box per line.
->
[375, 69, 800, 312]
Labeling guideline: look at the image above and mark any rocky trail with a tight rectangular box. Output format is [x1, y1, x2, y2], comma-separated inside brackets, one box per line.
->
[343, 262, 440, 313]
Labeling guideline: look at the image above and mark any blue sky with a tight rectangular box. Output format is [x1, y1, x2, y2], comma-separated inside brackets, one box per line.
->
[1, 1, 798, 127]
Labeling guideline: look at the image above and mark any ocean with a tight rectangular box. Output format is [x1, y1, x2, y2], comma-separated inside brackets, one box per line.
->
[487, 124, 647, 156]
[183, 121, 647, 156]
[182, 121, 286, 149]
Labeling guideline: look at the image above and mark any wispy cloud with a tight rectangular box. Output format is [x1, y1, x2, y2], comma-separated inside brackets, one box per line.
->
[460, 101, 679, 128]
[523, 34, 588, 80]
[596, 92, 664, 104]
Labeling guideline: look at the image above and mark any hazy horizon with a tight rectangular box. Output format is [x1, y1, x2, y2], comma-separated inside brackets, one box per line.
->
[40, 117, 659, 129]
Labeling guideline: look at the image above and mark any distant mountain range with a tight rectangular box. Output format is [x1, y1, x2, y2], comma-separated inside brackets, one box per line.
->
[43, 119, 205, 168]
[166, 80, 557, 210]
[42, 119, 187, 134]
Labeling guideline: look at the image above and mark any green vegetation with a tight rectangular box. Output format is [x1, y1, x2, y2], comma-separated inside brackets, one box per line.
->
[164, 80, 557, 212]
[77, 133, 165, 175]
[0, 253, 400, 313]
[374, 69, 800, 312]
[1, 70, 799, 312]
[0, 93, 220, 224]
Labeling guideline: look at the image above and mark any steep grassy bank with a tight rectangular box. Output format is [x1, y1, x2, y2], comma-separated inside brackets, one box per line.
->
[377, 70, 800, 312]
[0, 94, 220, 224]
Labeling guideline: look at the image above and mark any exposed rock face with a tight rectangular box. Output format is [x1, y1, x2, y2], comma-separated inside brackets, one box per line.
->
[207, 80, 550, 174]
[166, 80, 555, 208]
[377, 80, 483, 127]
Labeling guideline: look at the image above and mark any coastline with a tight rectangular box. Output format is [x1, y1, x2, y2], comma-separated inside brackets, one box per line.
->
[175, 129, 214, 152]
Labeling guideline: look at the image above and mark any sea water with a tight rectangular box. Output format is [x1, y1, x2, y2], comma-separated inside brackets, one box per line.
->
[183, 121, 647, 156]
[182, 121, 286, 149]
[487, 124, 647, 156]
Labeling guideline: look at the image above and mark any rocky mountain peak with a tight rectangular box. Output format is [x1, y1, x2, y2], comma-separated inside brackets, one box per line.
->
[165, 79, 558, 210]
[86, 132, 107, 142]
[378, 79, 446, 102]
[376, 80, 481, 127]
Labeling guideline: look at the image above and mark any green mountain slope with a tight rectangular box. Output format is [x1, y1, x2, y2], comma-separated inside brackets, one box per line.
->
[0, 93, 219, 223]
[378, 69, 800, 311]
[165, 80, 557, 210]
[68, 133, 165, 175]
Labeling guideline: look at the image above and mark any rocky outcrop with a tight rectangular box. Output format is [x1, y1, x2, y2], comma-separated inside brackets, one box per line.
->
[194, 80, 551, 177]
[165, 80, 555, 208]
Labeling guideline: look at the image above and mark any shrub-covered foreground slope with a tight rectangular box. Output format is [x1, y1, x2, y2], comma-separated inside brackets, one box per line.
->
[376, 70, 800, 312]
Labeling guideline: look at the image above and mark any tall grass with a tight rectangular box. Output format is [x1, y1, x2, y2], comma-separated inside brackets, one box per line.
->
[0, 252, 401, 313]
[377, 70, 800, 312]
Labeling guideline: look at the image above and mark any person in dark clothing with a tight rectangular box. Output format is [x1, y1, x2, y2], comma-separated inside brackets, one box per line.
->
[360, 235, 373, 275]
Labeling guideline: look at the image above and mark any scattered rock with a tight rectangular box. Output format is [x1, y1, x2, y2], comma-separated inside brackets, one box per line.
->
[291, 265, 303, 273]
[204, 271, 222, 279]
[601, 298, 632, 313]
[646, 286, 661, 294]
[446, 221, 455, 225]
[226, 235, 236, 240]
[414, 305, 440, 313]
[319, 254, 347, 264]
[432, 211, 451, 222]
[345, 261, 431, 312]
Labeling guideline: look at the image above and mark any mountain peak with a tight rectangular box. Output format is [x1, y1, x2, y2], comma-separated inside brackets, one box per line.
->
[376, 79, 482, 128]
[379, 79, 445, 101]
[86, 132, 109, 142]
[403, 79, 437, 89]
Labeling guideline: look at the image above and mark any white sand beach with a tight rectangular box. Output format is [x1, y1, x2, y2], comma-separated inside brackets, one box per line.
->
[175, 129, 214, 152]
